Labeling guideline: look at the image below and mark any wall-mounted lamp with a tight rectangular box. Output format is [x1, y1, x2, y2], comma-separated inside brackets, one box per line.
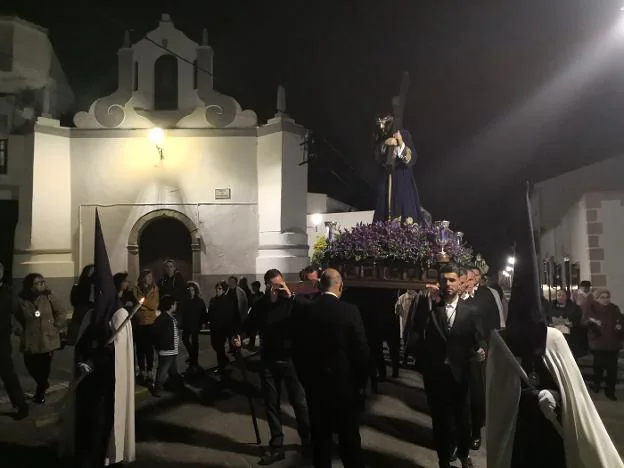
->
[311, 213, 322, 232]
[148, 127, 165, 160]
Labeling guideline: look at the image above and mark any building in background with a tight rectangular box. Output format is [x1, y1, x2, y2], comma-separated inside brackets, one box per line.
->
[533, 154, 624, 307]
[0, 16, 74, 283]
[2, 14, 312, 299]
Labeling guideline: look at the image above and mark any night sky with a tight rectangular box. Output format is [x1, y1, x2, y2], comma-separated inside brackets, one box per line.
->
[6, 0, 624, 272]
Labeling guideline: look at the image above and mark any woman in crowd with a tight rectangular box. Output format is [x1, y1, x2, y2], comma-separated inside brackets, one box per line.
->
[14, 273, 67, 404]
[549, 289, 584, 359]
[582, 288, 623, 401]
[208, 281, 238, 374]
[133, 269, 159, 385]
[182, 281, 207, 372]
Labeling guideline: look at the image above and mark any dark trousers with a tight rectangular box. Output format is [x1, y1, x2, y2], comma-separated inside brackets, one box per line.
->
[135, 325, 155, 373]
[259, 358, 310, 449]
[469, 359, 485, 437]
[306, 391, 365, 468]
[182, 330, 199, 366]
[424, 367, 471, 467]
[0, 345, 26, 409]
[370, 317, 400, 381]
[211, 329, 231, 370]
[155, 354, 179, 390]
[23, 352, 53, 397]
[593, 350, 619, 394]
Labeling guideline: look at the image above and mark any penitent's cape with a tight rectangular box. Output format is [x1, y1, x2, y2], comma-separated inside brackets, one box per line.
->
[60, 307, 136, 465]
[486, 327, 623, 468]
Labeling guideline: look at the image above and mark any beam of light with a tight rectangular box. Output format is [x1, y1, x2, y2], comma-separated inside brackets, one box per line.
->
[448, 15, 624, 190]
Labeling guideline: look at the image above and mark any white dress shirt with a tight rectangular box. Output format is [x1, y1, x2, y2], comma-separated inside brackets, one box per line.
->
[445, 295, 460, 330]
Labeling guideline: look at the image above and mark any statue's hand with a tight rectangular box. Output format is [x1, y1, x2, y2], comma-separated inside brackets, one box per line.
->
[384, 137, 398, 146]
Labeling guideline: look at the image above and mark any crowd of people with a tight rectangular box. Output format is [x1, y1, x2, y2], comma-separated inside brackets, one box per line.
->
[0, 254, 622, 467]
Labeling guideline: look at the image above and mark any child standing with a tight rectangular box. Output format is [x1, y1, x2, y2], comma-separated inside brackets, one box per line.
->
[152, 295, 180, 397]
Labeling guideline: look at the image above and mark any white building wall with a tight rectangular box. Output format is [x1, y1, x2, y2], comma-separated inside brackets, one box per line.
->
[69, 128, 259, 277]
[593, 192, 624, 308]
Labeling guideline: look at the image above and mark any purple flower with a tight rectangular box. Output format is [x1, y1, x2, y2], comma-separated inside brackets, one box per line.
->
[319, 220, 473, 268]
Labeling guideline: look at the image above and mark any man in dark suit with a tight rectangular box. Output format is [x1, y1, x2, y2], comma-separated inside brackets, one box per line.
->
[467, 266, 503, 448]
[291, 268, 369, 468]
[417, 264, 486, 468]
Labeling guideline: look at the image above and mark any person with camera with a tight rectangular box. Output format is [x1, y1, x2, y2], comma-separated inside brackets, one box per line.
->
[232, 269, 310, 465]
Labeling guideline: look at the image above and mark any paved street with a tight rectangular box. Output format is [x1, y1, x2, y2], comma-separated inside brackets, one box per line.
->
[0, 335, 623, 467]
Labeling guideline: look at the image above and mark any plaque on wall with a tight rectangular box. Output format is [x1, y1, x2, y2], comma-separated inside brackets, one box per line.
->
[215, 188, 231, 200]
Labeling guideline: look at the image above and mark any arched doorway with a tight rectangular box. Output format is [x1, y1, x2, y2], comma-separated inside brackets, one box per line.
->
[127, 209, 200, 283]
[140, 218, 192, 280]
[154, 54, 178, 110]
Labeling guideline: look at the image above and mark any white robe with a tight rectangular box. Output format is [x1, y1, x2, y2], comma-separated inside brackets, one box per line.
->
[486, 327, 623, 468]
[60, 307, 136, 465]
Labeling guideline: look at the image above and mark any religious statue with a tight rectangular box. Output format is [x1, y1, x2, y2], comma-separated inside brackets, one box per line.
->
[372, 113, 425, 225]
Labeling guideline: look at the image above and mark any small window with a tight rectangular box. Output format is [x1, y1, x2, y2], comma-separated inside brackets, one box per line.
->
[133, 62, 139, 91]
[0, 139, 7, 175]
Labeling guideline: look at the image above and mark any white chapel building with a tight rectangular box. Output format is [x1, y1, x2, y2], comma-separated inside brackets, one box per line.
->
[2, 14, 312, 298]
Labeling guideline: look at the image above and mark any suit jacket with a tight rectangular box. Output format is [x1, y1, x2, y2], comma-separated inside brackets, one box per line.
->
[472, 285, 501, 342]
[291, 293, 369, 402]
[420, 297, 485, 381]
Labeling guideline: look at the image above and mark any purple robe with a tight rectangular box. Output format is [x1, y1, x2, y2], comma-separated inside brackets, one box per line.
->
[373, 129, 425, 225]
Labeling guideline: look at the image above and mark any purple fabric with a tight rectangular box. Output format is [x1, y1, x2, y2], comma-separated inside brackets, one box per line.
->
[373, 129, 425, 225]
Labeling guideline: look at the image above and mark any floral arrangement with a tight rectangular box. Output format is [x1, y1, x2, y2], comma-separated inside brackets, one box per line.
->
[316, 220, 473, 269]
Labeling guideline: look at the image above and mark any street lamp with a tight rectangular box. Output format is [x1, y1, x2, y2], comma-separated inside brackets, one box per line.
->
[507, 256, 515, 266]
[148, 127, 165, 160]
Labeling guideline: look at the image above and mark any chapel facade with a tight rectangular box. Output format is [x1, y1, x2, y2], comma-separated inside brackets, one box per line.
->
[3, 14, 310, 298]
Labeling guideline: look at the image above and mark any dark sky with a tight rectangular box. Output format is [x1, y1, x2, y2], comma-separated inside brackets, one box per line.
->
[6, 0, 624, 271]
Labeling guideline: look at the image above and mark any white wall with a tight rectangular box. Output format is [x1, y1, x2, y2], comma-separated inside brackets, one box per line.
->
[307, 192, 355, 214]
[70, 129, 259, 276]
[596, 194, 624, 308]
[539, 197, 589, 277]
[534, 155, 624, 231]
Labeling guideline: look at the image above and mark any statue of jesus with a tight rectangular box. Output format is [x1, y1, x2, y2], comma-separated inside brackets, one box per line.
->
[372, 115, 425, 225]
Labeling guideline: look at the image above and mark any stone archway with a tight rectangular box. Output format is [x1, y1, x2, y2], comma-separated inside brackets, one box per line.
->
[127, 209, 200, 282]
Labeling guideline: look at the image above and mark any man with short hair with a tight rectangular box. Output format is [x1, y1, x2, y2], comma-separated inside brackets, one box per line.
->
[234, 269, 310, 465]
[0, 262, 28, 420]
[415, 264, 486, 468]
[292, 268, 369, 468]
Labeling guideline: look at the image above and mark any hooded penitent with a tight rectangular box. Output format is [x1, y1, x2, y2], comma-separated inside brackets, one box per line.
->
[486, 184, 624, 468]
[61, 210, 136, 467]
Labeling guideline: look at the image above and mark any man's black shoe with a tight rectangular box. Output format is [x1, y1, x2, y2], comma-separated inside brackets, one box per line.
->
[471, 438, 482, 450]
[449, 447, 458, 462]
[258, 449, 285, 465]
